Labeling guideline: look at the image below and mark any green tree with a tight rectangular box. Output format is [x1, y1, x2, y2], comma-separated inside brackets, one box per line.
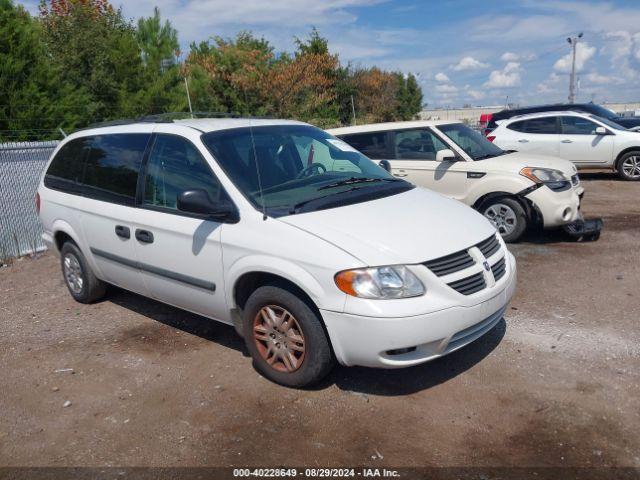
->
[0, 0, 86, 139]
[395, 73, 423, 120]
[39, 0, 146, 122]
[136, 6, 179, 72]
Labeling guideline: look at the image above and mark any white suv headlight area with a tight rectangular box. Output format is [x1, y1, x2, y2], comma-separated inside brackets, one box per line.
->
[335, 266, 425, 299]
[520, 167, 570, 191]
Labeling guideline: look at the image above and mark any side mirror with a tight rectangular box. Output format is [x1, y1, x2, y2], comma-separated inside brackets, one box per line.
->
[594, 126, 608, 135]
[378, 159, 391, 172]
[177, 189, 237, 221]
[436, 149, 457, 162]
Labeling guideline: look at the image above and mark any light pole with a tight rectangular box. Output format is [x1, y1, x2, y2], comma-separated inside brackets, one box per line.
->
[567, 32, 583, 104]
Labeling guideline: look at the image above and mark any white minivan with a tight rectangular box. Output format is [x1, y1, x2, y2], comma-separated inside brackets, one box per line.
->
[37, 118, 516, 387]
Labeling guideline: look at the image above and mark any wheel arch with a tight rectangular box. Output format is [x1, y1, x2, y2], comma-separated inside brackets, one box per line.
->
[614, 147, 640, 169]
[52, 220, 83, 253]
[473, 191, 542, 229]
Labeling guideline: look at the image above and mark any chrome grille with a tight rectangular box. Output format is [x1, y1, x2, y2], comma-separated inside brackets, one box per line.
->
[447, 272, 486, 296]
[423, 249, 474, 277]
[476, 234, 500, 258]
[491, 257, 506, 281]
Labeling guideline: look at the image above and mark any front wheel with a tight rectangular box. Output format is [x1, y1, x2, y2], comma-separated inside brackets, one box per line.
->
[242, 286, 334, 388]
[481, 197, 527, 243]
[616, 152, 640, 181]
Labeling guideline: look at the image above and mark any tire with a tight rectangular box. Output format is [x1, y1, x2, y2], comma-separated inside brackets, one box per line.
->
[480, 197, 527, 243]
[616, 151, 640, 181]
[242, 285, 334, 388]
[60, 241, 107, 303]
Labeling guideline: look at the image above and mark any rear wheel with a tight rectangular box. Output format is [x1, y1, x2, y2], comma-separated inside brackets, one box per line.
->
[481, 197, 527, 243]
[242, 285, 334, 388]
[60, 241, 106, 303]
[617, 152, 640, 181]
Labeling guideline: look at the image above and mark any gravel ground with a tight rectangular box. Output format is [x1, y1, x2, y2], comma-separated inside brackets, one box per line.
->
[0, 172, 638, 470]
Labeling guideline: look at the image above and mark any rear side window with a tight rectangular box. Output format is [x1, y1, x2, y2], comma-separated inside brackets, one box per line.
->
[44, 138, 90, 194]
[143, 134, 223, 211]
[508, 117, 558, 134]
[83, 134, 150, 205]
[339, 132, 388, 158]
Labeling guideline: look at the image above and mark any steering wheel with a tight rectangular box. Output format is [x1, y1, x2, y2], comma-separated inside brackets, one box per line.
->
[296, 163, 326, 179]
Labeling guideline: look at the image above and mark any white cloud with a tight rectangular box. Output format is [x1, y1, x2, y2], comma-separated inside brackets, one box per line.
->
[435, 84, 458, 93]
[484, 62, 521, 88]
[553, 42, 596, 73]
[583, 72, 624, 85]
[451, 56, 489, 71]
[501, 51, 536, 62]
[434, 72, 450, 82]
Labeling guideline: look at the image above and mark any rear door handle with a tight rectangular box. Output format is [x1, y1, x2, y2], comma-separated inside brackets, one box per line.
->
[518, 139, 529, 143]
[135, 229, 154, 244]
[561, 139, 573, 143]
[115, 225, 130, 239]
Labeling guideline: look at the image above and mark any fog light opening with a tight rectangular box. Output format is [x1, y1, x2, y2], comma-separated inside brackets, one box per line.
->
[386, 346, 417, 356]
[562, 207, 572, 221]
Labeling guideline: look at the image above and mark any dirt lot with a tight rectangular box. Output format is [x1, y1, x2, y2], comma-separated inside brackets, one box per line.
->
[1, 172, 639, 471]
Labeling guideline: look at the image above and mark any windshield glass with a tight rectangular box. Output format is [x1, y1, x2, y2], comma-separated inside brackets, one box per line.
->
[590, 115, 626, 131]
[202, 125, 409, 216]
[437, 123, 504, 160]
[587, 104, 618, 120]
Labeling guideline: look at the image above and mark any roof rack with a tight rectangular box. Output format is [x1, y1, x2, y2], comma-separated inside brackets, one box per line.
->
[85, 111, 276, 130]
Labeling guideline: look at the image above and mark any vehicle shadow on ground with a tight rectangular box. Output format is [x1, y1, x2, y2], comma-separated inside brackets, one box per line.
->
[322, 318, 506, 396]
[107, 286, 249, 356]
[106, 286, 506, 396]
[578, 171, 619, 181]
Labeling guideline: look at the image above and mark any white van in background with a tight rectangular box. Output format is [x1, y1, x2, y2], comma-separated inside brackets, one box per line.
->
[37, 117, 516, 387]
[330, 121, 601, 242]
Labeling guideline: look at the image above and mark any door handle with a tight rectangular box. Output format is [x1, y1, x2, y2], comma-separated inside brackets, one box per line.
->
[393, 169, 408, 177]
[518, 139, 529, 143]
[561, 139, 573, 143]
[115, 225, 130, 239]
[135, 229, 154, 244]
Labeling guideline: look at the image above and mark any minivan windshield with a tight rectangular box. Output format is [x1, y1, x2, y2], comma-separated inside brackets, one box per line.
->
[437, 123, 505, 160]
[202, 125, 411, 216]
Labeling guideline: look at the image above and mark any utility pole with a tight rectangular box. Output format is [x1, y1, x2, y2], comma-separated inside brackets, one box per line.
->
[350, 95, 356, 125]
[567, 32, 583, 104]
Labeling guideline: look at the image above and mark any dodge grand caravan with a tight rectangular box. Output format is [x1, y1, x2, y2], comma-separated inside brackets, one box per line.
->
[37, 118, 517, 387]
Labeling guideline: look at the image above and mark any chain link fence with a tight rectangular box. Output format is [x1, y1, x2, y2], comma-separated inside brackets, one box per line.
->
[0, 140, 59, 263]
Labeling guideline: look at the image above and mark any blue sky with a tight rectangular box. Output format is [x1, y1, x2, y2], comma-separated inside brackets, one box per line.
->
[19, 0, 640, 107]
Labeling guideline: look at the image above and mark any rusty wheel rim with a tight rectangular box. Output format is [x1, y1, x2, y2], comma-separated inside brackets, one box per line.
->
[253, 305, 305, 373]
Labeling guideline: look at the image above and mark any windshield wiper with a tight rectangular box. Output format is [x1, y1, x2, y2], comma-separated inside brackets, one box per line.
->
[289, 187, 363, 214]
[473, 153, 498, 160]
[317, 176, 399, 191]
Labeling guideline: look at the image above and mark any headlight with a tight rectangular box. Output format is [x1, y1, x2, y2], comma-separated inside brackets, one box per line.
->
[520, 167, 570, 191]
[335, 265, 425, 299]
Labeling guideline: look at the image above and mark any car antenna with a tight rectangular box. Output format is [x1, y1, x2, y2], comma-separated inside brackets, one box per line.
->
[248, 118, 268, 221]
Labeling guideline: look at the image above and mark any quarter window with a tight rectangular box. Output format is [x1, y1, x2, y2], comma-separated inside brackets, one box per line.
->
[339, 132, 388, 158]
[561, 116, 598, 135]
[143, 135, 222, 211]
[83, 134, 150, 205]
[44, 138, 90, 194]
[392, 128, 448, 160]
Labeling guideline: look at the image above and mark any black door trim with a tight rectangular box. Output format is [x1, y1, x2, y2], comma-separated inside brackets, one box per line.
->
[90, 247, 216, 292]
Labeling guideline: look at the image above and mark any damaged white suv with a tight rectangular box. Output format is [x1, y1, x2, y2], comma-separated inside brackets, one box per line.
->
[331, 121, 601, 242]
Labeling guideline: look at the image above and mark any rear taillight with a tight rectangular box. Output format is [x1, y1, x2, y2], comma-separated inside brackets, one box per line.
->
[35, 192, 41, 214]
[487, 136, 496, 143]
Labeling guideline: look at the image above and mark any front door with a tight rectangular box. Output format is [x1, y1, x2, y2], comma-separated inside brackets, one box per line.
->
[388, 128, 468, 200]
[132, 132, 229, 323]
[558, 116, 615, 166]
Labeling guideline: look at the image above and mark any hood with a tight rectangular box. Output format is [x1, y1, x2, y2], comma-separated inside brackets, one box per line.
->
[277, 187, 496, 266]
[478, 152, 578, 178]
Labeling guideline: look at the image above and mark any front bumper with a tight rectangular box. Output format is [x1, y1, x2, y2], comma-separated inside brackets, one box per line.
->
[523, 184, 583, 228]
[320, 252, 517, 368]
